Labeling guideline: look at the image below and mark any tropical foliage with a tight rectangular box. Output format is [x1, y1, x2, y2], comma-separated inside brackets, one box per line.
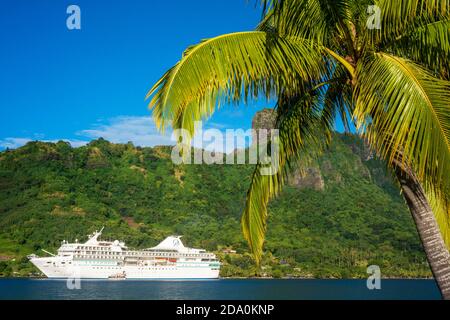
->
[146, 0, 450, 265]
[0, 138, 431, 278]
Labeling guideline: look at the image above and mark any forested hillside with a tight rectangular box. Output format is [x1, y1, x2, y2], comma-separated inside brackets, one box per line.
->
[0, 134, 431, 278]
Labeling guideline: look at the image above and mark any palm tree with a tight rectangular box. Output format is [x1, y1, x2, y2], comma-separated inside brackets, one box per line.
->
[146, 0, 450, 299]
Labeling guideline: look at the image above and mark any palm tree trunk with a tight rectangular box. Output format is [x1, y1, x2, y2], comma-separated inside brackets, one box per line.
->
[395, 165, 450, 300]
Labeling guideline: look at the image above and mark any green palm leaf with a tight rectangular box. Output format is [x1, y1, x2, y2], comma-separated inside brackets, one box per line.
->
[354, 52, 450, 245]
[376, 0, 449, 40]
[242, 93, 331, 264]
[258, 0, 354, 47]
[146, 31, 324, 135]
[146, 0, 450, 285]
[382, 19, 450, 75]
[426, 185, 450, 247]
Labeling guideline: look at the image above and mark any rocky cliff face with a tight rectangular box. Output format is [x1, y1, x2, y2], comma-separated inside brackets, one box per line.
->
[251, 108, 277, 146]
[288, 167, 325, 191]
[250, 108, 393, 193]
[251, 108, 277, 131]
[251, 109, 325, 191]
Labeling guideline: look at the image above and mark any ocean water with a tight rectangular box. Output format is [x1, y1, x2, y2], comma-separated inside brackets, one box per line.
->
[0, 279, 441, 300]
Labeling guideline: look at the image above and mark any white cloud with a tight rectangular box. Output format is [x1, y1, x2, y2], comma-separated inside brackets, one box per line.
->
[190, 126, 253, 154]
[205, 122, 228, 130]
[0, 137, 88, 149]
[0, 137, 33, 149]
[0, 116, 253, 154]
[0, 116, 173, 150]
[77, 116, 173, 147]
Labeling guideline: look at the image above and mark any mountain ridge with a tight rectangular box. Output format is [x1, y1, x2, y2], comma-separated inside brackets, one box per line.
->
[0, 133, 431, 278]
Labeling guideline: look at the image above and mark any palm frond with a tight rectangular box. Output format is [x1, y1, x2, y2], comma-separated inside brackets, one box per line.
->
[322, 64, 353, 132]
[258, 0, 358, 49]
[354, 52, 450, 242]
[242, 92, 331, 264]
[426, 185, 450, 248]
[146, 31, 325, 135]
[374, 0, 449, 45]
[382, 19, 450, 75]
[258, 0, 330, 42]
[241, 162, 283, 265]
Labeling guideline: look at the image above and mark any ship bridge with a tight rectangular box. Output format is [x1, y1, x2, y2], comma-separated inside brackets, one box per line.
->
[145, 236, 205, 254]
[74, 227, 127, 252]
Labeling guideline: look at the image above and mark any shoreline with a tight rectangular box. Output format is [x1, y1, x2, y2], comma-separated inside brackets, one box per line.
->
[0, 276, 435, 281]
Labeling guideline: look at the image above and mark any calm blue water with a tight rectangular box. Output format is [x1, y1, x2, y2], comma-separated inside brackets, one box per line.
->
[0, 279, 441, 300]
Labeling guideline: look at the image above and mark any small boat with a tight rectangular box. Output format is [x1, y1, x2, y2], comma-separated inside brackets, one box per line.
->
[108, 271, 126, 280]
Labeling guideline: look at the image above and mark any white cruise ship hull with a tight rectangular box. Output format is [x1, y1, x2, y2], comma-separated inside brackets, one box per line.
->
[30, 257, 220, 279]
[29, 230, 221, 280]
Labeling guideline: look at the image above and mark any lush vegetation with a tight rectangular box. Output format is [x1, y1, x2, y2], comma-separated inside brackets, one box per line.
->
[146, 1, 450, 267]
[0, 134, 431, 278]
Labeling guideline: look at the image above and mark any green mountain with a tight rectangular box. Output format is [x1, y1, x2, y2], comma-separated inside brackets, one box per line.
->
[0, 134, 431, 278]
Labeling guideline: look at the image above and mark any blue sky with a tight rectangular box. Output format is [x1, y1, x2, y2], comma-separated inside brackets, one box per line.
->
[0, 0, 344, 151]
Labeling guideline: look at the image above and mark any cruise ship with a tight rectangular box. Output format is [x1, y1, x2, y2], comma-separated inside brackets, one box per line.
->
[28, 228, 220, 279]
